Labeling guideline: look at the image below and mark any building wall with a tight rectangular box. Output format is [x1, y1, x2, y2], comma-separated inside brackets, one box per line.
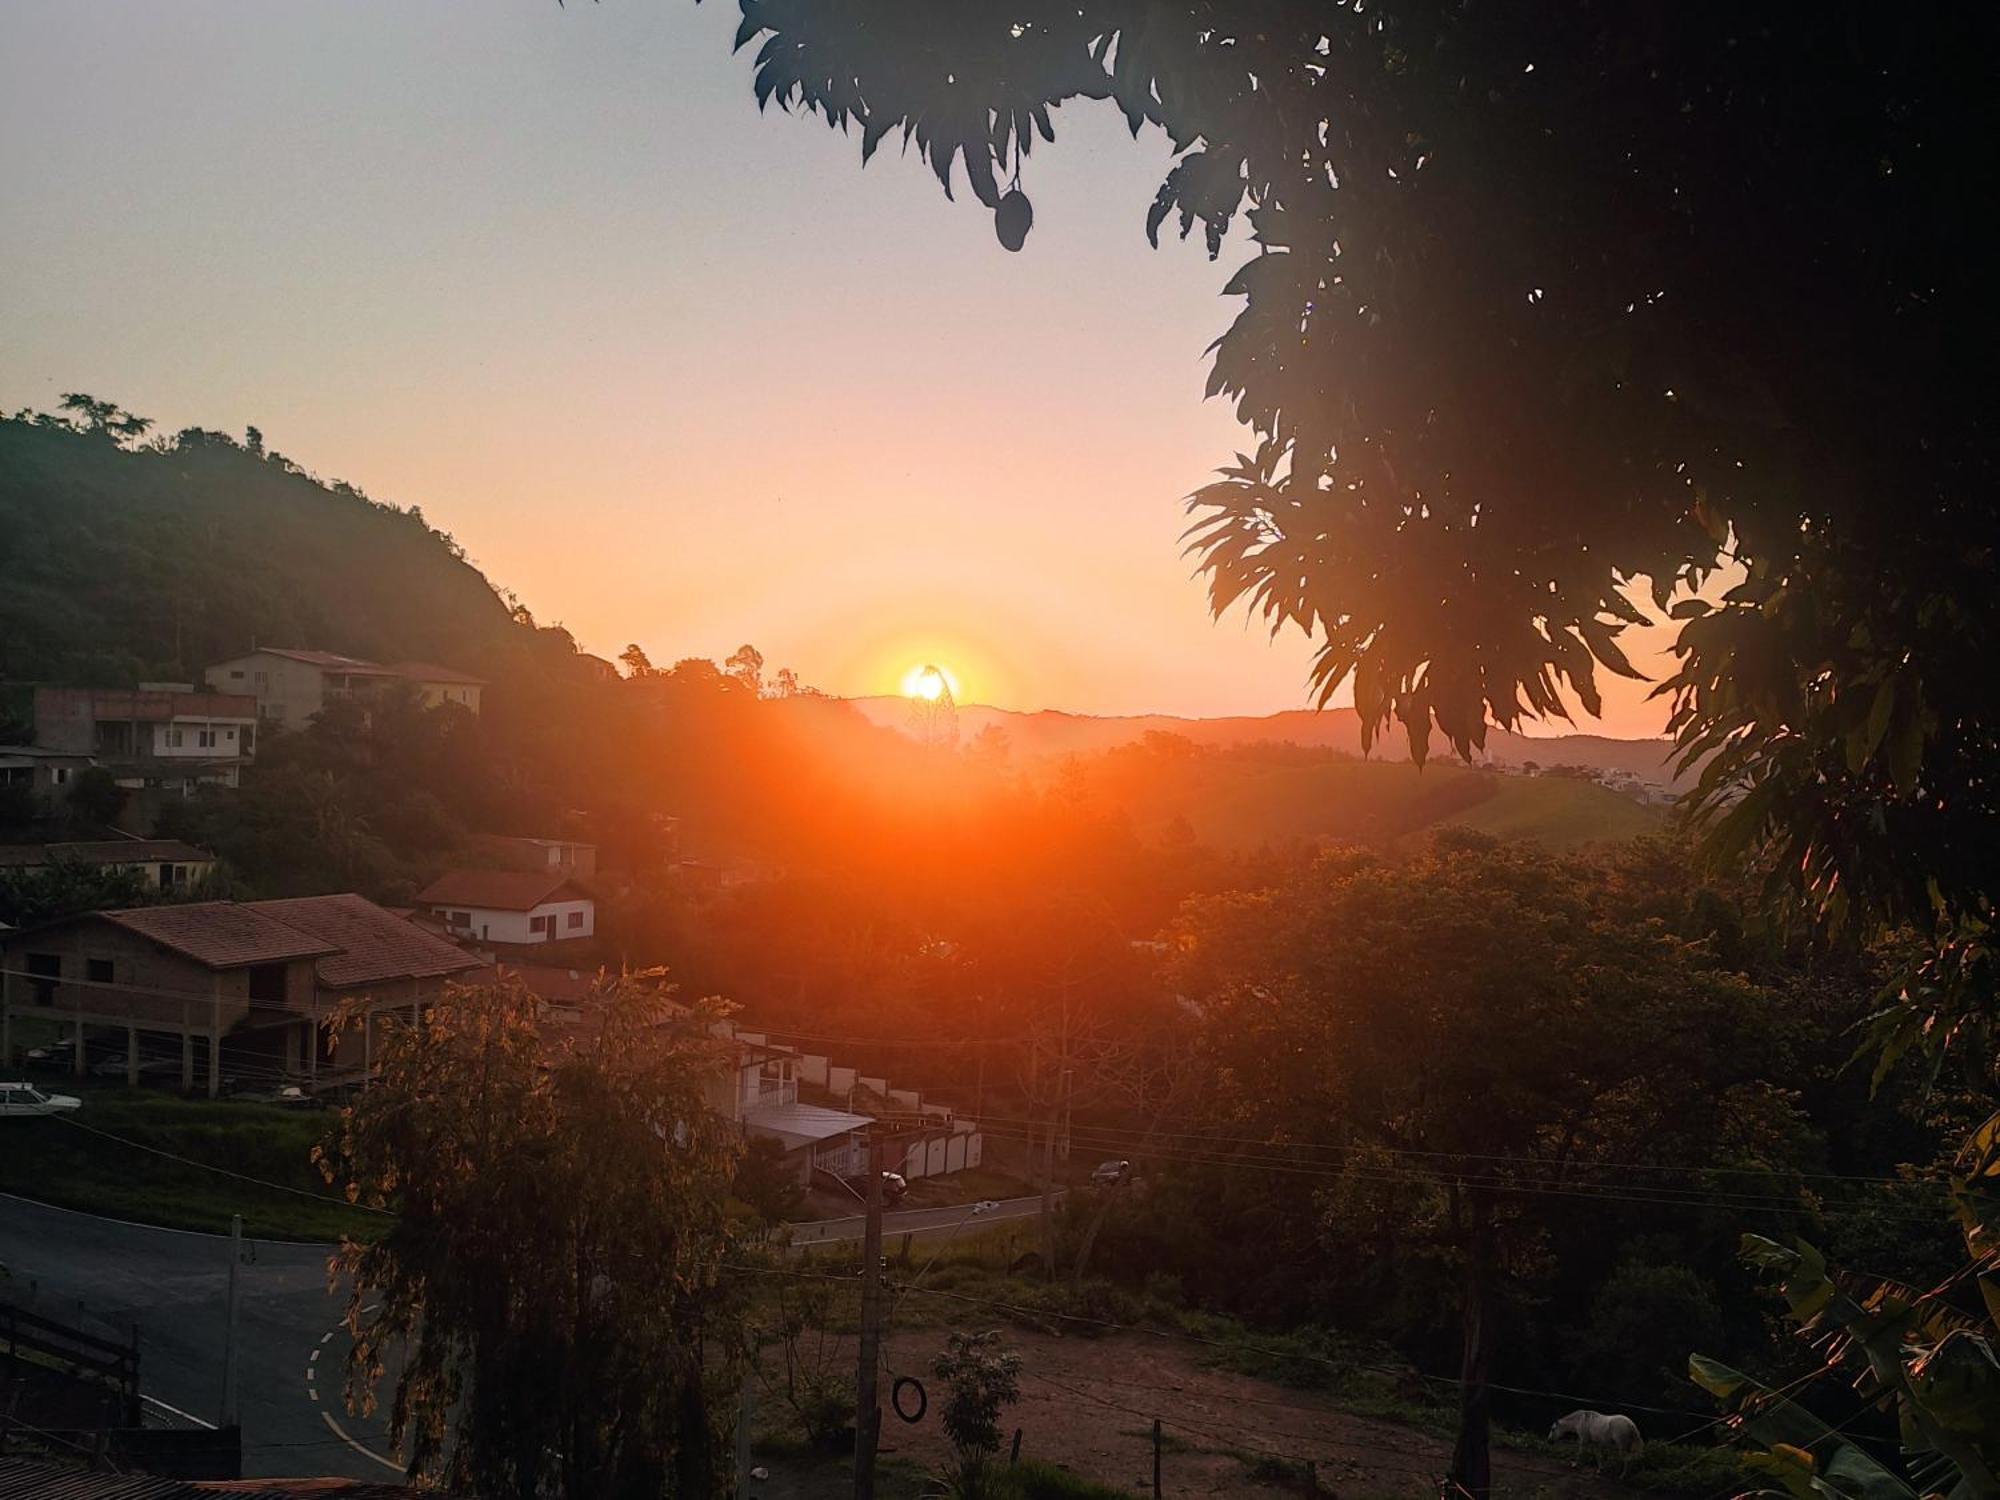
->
[147, 718, 252, 759]
[204, 653, 329, 727]
[0, 922, 312, 1036]
[412, 681, 483, 715]
[434, 899, 594, 945]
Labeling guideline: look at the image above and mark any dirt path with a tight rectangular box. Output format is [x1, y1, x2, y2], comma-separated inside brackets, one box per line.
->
[759, 1326, 1638, 1499]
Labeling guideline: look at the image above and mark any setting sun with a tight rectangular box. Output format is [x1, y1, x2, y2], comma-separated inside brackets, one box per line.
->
[901, 662, 959, 702]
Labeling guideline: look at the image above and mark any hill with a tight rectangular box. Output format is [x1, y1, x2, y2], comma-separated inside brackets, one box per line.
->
[847, 695, 1686, 788]
[0, 409, 537, 686]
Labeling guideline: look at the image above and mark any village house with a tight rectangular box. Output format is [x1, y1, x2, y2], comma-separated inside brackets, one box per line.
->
[414, 869, 595, 948]
[202, 648, 484, 725]
[0, 839, 218, 891]
[31, 686, 257, 795]
[0, 745, 95, 799]
[0, 894, 481, 1094]
[474, 834, 598, 880]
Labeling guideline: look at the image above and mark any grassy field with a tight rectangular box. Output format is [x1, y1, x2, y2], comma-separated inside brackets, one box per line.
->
[0, 1076, 378, 1241]
[1090, 755, 1663, 854]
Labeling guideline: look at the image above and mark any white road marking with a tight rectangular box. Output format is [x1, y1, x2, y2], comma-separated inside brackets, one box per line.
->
[320, 1408, 406, 1475]
[140, 1393, 219, 1430]
[310, 1348, 320, 1363]
[320, 1331, 335, 1345]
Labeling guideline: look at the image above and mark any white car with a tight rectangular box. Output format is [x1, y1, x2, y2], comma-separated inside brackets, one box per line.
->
[0, 1081, 82, 1117]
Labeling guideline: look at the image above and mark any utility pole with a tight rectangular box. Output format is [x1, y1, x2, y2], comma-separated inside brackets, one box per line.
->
[853, 1135, 886, 1500]
[221, 1214, 242, 1429]
[734, 1370, 755, 1498]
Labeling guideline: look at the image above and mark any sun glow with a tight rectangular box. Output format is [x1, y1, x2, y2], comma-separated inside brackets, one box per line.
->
[901, 662, 959, 702]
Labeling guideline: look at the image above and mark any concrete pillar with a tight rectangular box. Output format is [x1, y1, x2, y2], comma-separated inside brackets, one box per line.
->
[284, 1021, 300, 1073]
[309, 994, 319, 1081]
[362, 1012, 372, 1079]
[208, 973, 223, 1099]
[1, 964, 12, 1069]
[74, 1014, 86, 1077]
[126, 1025, 138, 1087]
[182, 1023, 193, 1093]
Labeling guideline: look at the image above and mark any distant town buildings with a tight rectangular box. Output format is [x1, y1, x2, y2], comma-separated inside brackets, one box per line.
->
[0, 839, 217, 891]
[202, 648, 484, 725]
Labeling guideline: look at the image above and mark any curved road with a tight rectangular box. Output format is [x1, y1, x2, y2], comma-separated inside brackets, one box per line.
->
[0, 1192, 1054, 1478]
[0, 1195, 400, 1480]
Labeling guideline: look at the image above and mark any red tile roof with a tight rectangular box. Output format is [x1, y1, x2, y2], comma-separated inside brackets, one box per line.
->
[251, 894, 482, 990]
[249, 648, 395, 673]
[415, 869, 586, 912]
[98, 902, 340, 969]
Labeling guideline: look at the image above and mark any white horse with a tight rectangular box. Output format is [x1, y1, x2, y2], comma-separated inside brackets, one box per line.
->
[1549, 1410, 1643, 1471]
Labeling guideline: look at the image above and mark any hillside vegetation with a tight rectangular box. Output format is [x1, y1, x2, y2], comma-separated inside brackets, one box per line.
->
[0, 407, 533, 686]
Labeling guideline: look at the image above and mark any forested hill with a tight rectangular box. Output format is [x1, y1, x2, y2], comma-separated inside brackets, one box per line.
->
[0, 406, 543, 686]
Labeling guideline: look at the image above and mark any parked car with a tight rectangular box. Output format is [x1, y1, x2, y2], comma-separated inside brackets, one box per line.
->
[225, 1083, 324, 1110]
[89, 1054, 182, 1083]
[843, 1170, 909, 1205]
[1089, 1158, 1133, 1186]
[0, 1081, 83, 1117]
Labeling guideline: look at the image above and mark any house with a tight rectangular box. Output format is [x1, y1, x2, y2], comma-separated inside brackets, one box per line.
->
[0, 745, 95, 799]
[0, 839, 218, 890]
[474, 834, 598, 880]
[0, 894, 481, 1094]
[414, 869, 595, 948]
[32, 686, 257, 794]
[202, 649, 484, 725]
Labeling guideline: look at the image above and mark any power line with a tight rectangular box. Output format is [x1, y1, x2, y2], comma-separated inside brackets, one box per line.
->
[45, 1112, 388, 1216]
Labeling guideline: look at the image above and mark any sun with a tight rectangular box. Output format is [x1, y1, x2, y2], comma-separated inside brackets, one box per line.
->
[901, 662, 959, 702]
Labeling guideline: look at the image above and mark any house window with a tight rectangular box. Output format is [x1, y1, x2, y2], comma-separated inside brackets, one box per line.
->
[567, 910, 584, 929]
[247, 963, 287, 1005]
[52, 767, 71, 786]
[166, 728, 184, 748]
[198, 728, 216, 749]
[229, 669, 244, 679]
[160, 862, 184, 887]
[529, 914, 551, 936]
[86, 958, 115, 985]
[26, 953, 60, 1006]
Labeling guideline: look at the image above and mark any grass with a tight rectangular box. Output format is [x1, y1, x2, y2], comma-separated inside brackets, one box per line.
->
[0, 1076, 379, 1241]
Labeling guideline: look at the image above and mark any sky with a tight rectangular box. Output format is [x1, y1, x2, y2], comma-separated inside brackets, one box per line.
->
[1, 1, 1674, 734]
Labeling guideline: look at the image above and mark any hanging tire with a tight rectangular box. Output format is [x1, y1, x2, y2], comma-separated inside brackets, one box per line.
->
[891, 1375, 928, 1424]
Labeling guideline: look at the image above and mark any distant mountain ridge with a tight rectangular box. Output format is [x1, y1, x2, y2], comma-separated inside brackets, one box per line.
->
[846, 696, 1687, 787]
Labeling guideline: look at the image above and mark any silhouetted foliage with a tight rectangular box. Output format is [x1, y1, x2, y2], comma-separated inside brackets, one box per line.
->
[722, 4, 2000, 1065]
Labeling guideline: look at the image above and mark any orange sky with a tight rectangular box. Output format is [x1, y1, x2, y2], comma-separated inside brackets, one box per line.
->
[1, 0, 1674, 736]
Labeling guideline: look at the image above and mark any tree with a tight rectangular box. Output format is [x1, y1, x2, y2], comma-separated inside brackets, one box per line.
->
[928, 1330, 1022, 1499]
[719, 4, 2000, 1054]
[1174, 833, 1809, 1497]
[316, 974, 746, 1498]
[57, 393, 152, 446]
[724, 643, 765, 697]
[620, 642, 659, 679]
[64, 766, 127, 830]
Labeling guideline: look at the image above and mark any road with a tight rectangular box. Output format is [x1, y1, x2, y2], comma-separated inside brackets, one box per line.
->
[784, 1192, 1056, 1246]
[0, 1192, 1055, 1478]
[0, 1195, 401, 1480]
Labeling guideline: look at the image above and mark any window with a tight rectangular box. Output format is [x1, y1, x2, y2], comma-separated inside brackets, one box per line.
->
[198, 728, 216, 749]
[166, 728, 184, 748]
[26, 953, 60, 1006]
[160, 862, 184, 887]
[229, 669, 244, 679]
[247, 963, 287, 1005]
[447, 910, 471, 928]
[567, 910, 584, 929]
[86, 958, 115, 985]
[529, 914, 551, 935]
[52, 767, 71, 786]
[222, 727, 234, 740]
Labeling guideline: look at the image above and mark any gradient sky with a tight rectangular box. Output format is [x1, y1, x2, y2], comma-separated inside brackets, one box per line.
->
[2, 1, 1674, 733]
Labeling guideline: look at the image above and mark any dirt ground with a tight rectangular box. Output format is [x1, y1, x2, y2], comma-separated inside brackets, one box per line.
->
[752, 1326, 1641, 1500]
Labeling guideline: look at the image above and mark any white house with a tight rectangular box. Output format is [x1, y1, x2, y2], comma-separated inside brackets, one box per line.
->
[204, 649, 484, 726]
[413, 869, 594, 948]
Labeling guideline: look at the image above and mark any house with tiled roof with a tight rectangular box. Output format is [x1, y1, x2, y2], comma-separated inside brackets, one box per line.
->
[0, 839, 218, 891]
[413, 869, 594, 949]
[202, 649, 483, 726]
[0, 895, 479, 1094]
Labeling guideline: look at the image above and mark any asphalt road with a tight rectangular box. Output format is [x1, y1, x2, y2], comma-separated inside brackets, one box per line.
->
[784, 1193, 1056, 1246]
[0, 1190, 1058, 1480]
[0, 1194, 401, 1480]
